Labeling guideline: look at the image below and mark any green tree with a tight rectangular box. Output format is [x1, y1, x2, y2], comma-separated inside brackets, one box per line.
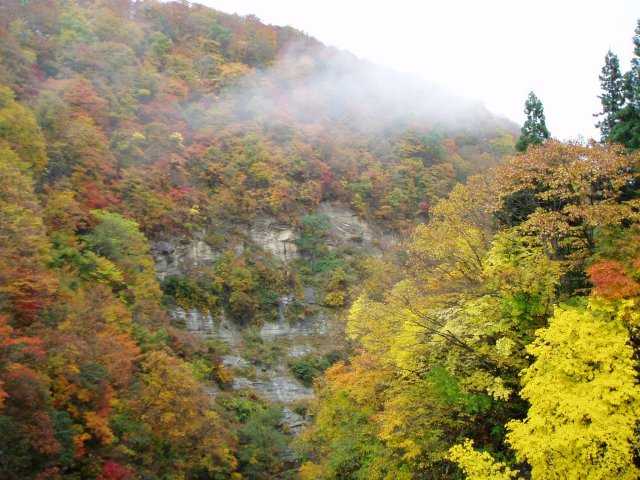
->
[296, 214, 331, 264]
[595, 50, 624, 141]
[148, 31, 172, 67]
[630, 17, 640, 109]
[515, 92, 550, 152]
[610, 20, 640, 149]
[83, 210, 162, 321]
[237, 406, 288, 479]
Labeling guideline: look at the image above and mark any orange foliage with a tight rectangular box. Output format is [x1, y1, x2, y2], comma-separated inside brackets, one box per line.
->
[0, 314, 45, 409]
[587, 260, 640, 299]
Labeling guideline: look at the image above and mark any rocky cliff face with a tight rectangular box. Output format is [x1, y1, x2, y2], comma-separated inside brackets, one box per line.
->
[249, 216, 298, 263]
[318, 202, 398, 253]
[169, 294, 326, 415]
[245, 202, 399, 260]
[152, 235, 219, 280]
[166, 294, 324, 434]
[152, 202, 396, 432]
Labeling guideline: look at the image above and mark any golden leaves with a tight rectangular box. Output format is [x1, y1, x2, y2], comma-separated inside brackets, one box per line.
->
[448, 439, 520, 480]
[506, 304, 640, 480]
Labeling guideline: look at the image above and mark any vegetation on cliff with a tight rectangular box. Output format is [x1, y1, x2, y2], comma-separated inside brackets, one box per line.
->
[2, 1, 640, 479]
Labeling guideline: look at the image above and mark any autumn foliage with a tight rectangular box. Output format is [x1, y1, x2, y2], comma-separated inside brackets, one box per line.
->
[300, 141, 640, 479]
[1, 0, 639, 479]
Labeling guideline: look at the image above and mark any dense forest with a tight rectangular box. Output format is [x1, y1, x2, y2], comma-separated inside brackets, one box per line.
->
[0, 1, 639, 479]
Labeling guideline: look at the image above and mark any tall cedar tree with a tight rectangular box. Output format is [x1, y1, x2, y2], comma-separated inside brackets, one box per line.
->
[610, 19, 640, 149]
[515, 91, 550, 152]
[595, 50, 624, 140]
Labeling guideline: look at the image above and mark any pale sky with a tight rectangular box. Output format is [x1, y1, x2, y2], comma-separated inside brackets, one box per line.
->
[198, 0, 640, 140]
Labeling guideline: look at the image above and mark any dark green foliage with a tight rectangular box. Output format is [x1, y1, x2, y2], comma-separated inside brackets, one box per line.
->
[49, 239, 126, 292]
[221, 396, 289, 479]
[595, 50, 625, 140]
[209, 20, 232, 48]
[213, 251, 286, 325]
[610, 20, 640, 149]
[515, 91, 550, 152]
[426, 367, 493, 414]
[131, 323, 170, 353]
[288, 354, 333, 386]
[493, 189, 538, 227]
[0, 415, 38, 477]
[296, 214, 331, 262]
[313, 252, 348, 276]
[51, 410, 75, 468]
[609, 103, 640, 149]
[241, 327, 283, 367]
[395, 130, 445, 167]
[237, 406, 288, 479]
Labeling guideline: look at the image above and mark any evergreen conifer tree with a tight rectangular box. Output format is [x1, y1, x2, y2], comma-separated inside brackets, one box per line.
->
[610, 19, 640, 149]
[595, 50, 624, 140]
[515, 91, 550, 152]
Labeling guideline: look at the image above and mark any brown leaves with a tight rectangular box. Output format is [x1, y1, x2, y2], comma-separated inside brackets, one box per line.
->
[496, 141, 640, 264]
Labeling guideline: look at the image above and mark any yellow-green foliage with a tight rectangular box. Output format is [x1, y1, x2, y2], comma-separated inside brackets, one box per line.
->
[84, 210, 163, 322]
[0, 86, 48, 175]
[507, 303, 640, 480]
[305, 141, 640, 480]
[448, 440, 519, 480]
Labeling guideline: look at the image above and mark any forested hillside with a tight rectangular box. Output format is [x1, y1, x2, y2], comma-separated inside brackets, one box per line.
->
[0, 1, 516, 478]
[298, 20, 640, 480]
[1, 0, 639, 479]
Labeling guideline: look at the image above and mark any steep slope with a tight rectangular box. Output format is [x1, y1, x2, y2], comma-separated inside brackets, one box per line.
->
[0, 1, 518, 478]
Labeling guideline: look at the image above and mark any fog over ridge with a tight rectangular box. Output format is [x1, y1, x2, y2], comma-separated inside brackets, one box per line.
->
[183, 39, 518, 137]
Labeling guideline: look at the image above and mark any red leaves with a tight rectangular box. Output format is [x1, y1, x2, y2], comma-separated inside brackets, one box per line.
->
[587, 260, 640, 299]
[98, 461, 134, 480]
[320, 168, 334, 189]
[0, 316, 60, 454]
[7, 272, 57, 320]
[81, 180, 120, 210]
[0, 315, 45, 364]
[25, 410, 61, 456]
[168, 185, 193, 201]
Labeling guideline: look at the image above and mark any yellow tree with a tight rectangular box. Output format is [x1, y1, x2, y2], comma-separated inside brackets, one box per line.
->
[409, 175, 497, 299]
[448, 440, 520, 480]
[507, 303, 640, 480]
[0, 85, 48, 176]
[46, 285, 140, 456]
[125, 350, 238, 478]
[0, 145, 57, 324]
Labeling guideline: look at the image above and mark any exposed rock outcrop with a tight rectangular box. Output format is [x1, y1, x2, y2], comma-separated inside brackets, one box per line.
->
[170, 298, 321, 408]
[317, 201, 399, 252]
[154, 203, 395, 437]
[259, 311, 328, 340]
[249, 216, 298, 262]
[288, 344, 314, 358]
[152, 236, 218, 280]
[232, 372, 314, 404]
[221, 355, 249, 369]
[259, 294, 328, 340]
[171, 307, 214, 333]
